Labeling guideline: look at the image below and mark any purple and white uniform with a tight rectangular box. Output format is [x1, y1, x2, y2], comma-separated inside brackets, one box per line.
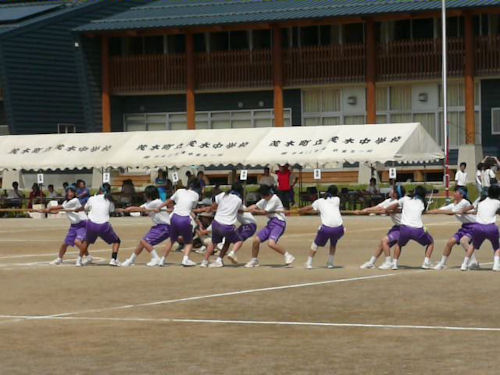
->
[377, 197, 408, 246]
[311, 196, 344, 247]
[237, 206, 257, 241]
[169, 189, 199, 244]
[439, 199, 476, 243]
[84, 194, 120, 244]
[398, 197, 433, 247]
[141, 199, 171, 246]
[470, 198, 500, 250]
[256, 194, 286, 243]
[211, 192, 243, 245]
[62, 198, 87, 246]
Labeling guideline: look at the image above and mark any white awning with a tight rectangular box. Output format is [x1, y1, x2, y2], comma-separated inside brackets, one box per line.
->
[0, 123, 444, 171]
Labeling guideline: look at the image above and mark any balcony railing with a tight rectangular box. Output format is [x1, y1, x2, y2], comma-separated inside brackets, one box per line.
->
[475, 35, 500, 76]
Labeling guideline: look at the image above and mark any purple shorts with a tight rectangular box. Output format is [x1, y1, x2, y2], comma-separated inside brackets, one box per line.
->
[170, 214, 193, 244]
[471, 223, 500, 250]
[85, 221, 120, 245]
[452, 223, 474, 244]
[386, 225, 401, 247]
[211, 220, 241, 245]
[237, 223, 257, 242]
[314, 225, 344, 247]
[143, 224, 171, 246]
[257, 218, 286, 243]
[398, 225, 433, 247]
[64, 221, 87, 247]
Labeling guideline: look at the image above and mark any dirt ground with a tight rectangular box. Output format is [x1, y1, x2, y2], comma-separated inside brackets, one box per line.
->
[0, 215, 499, 375]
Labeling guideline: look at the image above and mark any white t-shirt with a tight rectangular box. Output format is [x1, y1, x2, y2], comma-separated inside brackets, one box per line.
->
[399, 197, 425, 228]
[476, 170, 482, 186]
[63, 198, 87, 224]
[475, 198, 500, 225]
[214, 192, 243, 225]
[170, 189, 199, 217]
[481, 169, 496, 188]
[311, 197, 343, 227]
[455, 170, 467, 186]
[256, 194, 286, 222]
[85, 194, 114, 224]
[142, 199, 170, 225]
[439, 199, 475, 224]
[258, 175, 276, 187]
[377, 197, 405, 225]
[238, 205, 257, 225]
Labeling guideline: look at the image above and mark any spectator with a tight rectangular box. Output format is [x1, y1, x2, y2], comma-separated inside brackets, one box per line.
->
[197, 171, 210, 193]
[481, 158, 496, 196]
[185, 171, 196, 187]
[212, 183, 222, 198]
[76, 179, 90, 205]
[455, 162, 467, 188]
[366, 177, 379, 194]
[47, 184, 59, 199]
[289, 167, 299, 207]
[155, 169, 168, 201]
[62, 182, 69, 191]
[6, 181, 24, 208]
[28, 183, 45, 209]
[258, 167, 275, 187]
[475, 162, 483, 194]
[120, 179, 135, 207]
[275, 164, 292, 209]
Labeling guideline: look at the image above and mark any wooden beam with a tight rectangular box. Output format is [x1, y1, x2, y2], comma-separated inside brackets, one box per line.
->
[101, 36, 111, 133]
[272, 25, 284, 127]
[464, 12, 475, 144]
[366, 18, 376, 124]
[186, 32, 196, 130]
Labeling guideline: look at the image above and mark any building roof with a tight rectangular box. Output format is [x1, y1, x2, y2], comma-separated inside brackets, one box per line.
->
[76, 0, 500, 33]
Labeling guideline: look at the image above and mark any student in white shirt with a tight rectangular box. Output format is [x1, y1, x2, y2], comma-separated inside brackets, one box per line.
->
[455, 162, 467, 188]
[244, 185, 295, 268]
[158, 180, 201, 267]
[226, 206, 257, 265]
[81, 183, 121, 266]
[385, 186, 434, 270]
[200, 183, 244, 268]
[44, 185, 89, 266]
[120, 186, 170, 267]
[427, 186, 479, 270]
[299, 185, 344, 269]
[460, 185, 500, 271]
[359, 185, 408, 270]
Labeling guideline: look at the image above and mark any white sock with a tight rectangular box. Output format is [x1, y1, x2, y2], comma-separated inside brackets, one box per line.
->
[393, 258, 398, 266]
[494, 255, 500, 267]
[424, 257, 431, 264]
[129, 253, 137, 262]
[77, 256, 82, 262]
[183, 255, 189, 262]
[306, 256, 313, 265]
[439, 255, 448, 265]
[369, 256, 377, 264]
[470, 252, 478, 263]
[463, 256, 471, 266]
[284, 251, 292, 258]
[216, 257, 222, 263]
[251, 257, 258, 262]
[328, 255, 334, 265]
[150, 249, 159, 259]
[384, 256, 392, 263]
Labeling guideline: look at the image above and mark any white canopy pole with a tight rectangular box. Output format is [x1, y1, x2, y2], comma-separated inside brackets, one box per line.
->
[442, 0, 450, 200]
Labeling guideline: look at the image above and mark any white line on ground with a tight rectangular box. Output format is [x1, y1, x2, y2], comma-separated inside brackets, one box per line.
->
[0, 315, 497, 333]
[0, 246, 136, 260]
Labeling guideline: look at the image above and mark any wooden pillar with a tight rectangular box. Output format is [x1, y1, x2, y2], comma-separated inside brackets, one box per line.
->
[366, 19, 377, 124]
[272, 26, 284, 127]
[464, 12, 475, 144]
[186, 33, 196, 130]
[101, 36, 111, 133]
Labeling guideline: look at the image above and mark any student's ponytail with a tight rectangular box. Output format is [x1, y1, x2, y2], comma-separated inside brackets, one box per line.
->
[325, 185, 338, 198]
[413, 186, 428, 211]
[100, 183, 114, 202]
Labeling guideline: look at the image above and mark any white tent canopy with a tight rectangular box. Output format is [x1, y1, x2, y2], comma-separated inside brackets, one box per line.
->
[0, 123, 443, 171]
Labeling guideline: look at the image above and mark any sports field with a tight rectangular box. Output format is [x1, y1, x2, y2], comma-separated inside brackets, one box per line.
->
[0, 215, 499, 374]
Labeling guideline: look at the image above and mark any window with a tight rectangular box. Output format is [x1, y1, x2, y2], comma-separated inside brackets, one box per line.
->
[394, 20, 411, 41]
[125, 37, 143, 55]
[210, 32, 229, 51]
[474, 14, 489, 36]
[0, 125, 8, 135]
[109, 37, 122, 56]
[167, 34, 185, 54]
[229, 31, 249, 50]
[301, 26, 319, 47]
[412, 18, 434, 39]
[446, 16, 464, 38]
[344, 23, 364, 44]
[144, 36, 164, 54]
[492, 108, 500, 135]
[253, 29, 271, 49]
[57, 123, 76, 133]
[194, 33, 206, 53]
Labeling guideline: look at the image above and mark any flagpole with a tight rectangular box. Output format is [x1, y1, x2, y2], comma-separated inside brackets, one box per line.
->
[442, 0, 450, 201]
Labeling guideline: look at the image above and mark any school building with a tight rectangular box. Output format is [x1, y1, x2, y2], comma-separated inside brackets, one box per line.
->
[2, 0, 500, 184]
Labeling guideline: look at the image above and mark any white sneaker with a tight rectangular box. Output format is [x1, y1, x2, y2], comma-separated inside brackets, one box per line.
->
[121, 258, 134, 267]
[194, 246, 207, 254]
[181, 258, 197, 267]
[421, 260, 432, 269]
[391, 261, 398, 270]
[460, 262, 468, 271]
[227, 251, 238, 264]
[493, 264, 500, 272]
[305, 262, 313, 269]
[468, 261, 480, 270]
[200, 259, 209, 268]
[284, 253, 295, 265]
[146, 258, 161, 267]
[82, 255, 93, 266]
[158, 257, 166, 267]
[378, 261, 393, 270]
[50, 258, 62, 265]
[360, 261, 376, 269]
[244, 258, 259, 268]
[209, 259, 224, 268]
[326, 262, 334, 269]
[217, 243, 224, 250]
[433, 263, 446, 270]
[109, 258, 121, 267]
[75, 259, 83, 267]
